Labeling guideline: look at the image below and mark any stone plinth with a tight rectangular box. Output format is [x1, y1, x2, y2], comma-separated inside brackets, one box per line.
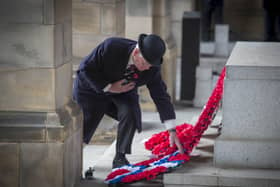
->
[0, 103, 83, 187]
[214, 42, 280, 169]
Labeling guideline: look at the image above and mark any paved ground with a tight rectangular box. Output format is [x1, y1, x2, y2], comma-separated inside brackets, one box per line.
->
[76, 106, 222, 187]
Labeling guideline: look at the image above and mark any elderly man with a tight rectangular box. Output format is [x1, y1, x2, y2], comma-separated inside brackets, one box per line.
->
[73, 34, 183, 168]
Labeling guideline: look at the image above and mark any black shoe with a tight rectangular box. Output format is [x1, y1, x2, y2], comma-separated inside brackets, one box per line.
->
[84, 167, 95, 180]
[112, 155, 130, 169]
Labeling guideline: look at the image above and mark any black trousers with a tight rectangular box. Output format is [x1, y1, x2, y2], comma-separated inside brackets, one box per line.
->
[73, 77, 140, 154]
[264, 10, 280, 41]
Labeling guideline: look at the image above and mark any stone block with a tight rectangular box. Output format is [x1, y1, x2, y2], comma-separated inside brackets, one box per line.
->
[171, 22, 182, 56]
[153, 16, 171, 39]
[54, 21, 72, 66]
[215, 24, 229, 57]
[215, 139, 280, 169]
[193, 80, 212, 107]
[0, 143, 19, 187]
[0, 63, 72, 111]
[126, 0, 152, 17]
[0, 68, 55, 111]
[101, 4, 117, 34]
[221, 79, 280, 139]
[200, 42, 215, 55]
[219, 176, 280, 187]
[164, 164, 280, 187]
[165, 173, 218, 186]
[171, 0, 193, 21]
[116, 1, 126, 34]
[0, 0, 71, 25]
[43, 0, 72, 24]
[46, 126, 64, 142]
[73, 33, 109, 58]
[125, 17, 152, 39]
[0, 24, 67, 68]
[55, 63, 73, 109]
[64, 129, 82, 187]
[0, 24, 56, 68]
[153, 0, 170, 17]
[54, 0, 72, 24]
[196, 66, 212, 80]
[20, 143, 63, 187]
[0, 0, 44, 24]
[54, 23, 64, 67]
[0, 126, 45, 142]
[0, 111, 47, 126]
[73, 128, 83, 180]
[161, 42, 177, 99]
[214, 42, 280, 168]
[72, 2, 101, 34]
[64, 133, 76, 187]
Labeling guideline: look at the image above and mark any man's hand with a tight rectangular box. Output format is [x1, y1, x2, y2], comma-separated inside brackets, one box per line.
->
[169, 130, 184, 154]
[108, 79, 135, 93]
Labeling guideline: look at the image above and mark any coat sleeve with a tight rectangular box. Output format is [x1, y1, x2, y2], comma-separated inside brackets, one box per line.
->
[146, 69, 176, 123]
[78, 43, 109, 94]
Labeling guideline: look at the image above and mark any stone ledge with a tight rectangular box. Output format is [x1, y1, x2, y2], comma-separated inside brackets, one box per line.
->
[164, 158, 280, 187]
[0, 101, 82, 142]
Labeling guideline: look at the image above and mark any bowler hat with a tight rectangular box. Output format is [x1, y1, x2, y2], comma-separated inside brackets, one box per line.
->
[138, 34, 166, 66]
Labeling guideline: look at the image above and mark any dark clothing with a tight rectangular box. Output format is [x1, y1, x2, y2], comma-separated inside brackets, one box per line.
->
[263, 1, 280, 13]
[72, 37, 175, 153]
[201, 0, 224, 41]
[263, 0, 280, 41]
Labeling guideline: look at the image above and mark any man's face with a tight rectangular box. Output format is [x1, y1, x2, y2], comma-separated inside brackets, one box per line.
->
[133, 48, 152, 71]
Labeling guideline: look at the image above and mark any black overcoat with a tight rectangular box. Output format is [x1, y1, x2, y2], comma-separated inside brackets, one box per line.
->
[73, 37, 175, 131]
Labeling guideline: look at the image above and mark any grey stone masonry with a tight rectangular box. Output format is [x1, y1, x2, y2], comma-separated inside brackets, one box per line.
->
[0, 1, 83, 187]
[214, 42, 280, 169]
[72, 0, 125, 57]
[214, 24, 229, 57]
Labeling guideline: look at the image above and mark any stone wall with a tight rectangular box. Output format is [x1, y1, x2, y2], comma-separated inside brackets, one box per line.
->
[224, 0, 264, 41]
[72, 0, 125, 58]
[0, 1, 82, 187]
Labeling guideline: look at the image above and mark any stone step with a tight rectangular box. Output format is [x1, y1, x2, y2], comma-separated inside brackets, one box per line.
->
[107, 178, 163, 187]
[76, 178, 163, 187]
[196, 143, 214, 153]
[75, 179, 107, 187]
[164, 157, 280, 187]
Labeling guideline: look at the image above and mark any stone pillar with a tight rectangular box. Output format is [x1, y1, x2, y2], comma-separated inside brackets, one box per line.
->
[73, 0, 125, 58]
[153, 0, 177, 103]
[214, 24, 229, 57]
[170, 0, 195, 57]
[214, 42, 280, 168]
[0, 1, 82, 187]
